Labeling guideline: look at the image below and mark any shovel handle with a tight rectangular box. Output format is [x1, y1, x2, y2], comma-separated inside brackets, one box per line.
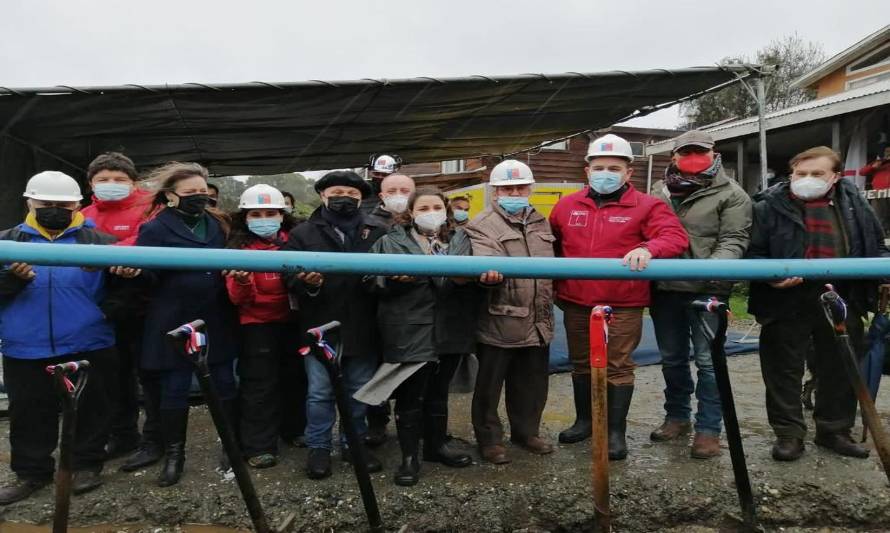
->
[166, 319, 207, 339]
[46, 360, 90, 376]
[308, 320, 341, 338]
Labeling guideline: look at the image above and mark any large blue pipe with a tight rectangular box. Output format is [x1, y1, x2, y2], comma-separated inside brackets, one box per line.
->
[0, 241, 889, 281]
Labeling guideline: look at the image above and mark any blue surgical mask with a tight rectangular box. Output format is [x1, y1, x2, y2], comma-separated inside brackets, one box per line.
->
[589, 170, 624, 195]
[93, 183, 132, 201]
[497, 196, 530, 214]
[452, 209, 469, 222]
[247, 218, 282, 238]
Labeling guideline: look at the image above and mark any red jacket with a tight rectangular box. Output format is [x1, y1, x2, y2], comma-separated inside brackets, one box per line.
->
[549, 185, 689, 308]
[861, 161, 890, 190]
[81, 189, 154, 246]
[225, 232, 294, 324]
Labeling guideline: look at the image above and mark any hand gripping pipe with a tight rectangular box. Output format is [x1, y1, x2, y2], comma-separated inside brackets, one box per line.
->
[3, 241, 890, 280]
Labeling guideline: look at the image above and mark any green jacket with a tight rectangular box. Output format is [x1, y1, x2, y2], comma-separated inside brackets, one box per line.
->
[367, 225, 475, 363]
[651, 168, 752, 295]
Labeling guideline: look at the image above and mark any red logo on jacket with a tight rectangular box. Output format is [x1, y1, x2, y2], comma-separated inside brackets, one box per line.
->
[568, 210, 589, 227]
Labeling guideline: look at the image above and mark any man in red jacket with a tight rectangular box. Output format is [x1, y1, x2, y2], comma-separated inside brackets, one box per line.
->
[80, 152, 162, 471]
[549, 133, 689, 460]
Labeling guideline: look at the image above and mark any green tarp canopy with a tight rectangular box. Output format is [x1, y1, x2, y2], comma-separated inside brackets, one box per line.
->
[0, 66, 747, 226]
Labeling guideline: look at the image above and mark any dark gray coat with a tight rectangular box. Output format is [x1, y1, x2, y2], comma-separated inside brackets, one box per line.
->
[368, 225, 476, 363]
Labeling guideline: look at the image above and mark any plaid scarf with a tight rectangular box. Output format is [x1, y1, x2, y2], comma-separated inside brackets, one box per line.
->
[664, 153, 723, 196]
[801, 196, 846, 259]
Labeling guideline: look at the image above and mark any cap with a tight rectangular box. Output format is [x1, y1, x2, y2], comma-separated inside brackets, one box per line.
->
[673, 130, 715, 152]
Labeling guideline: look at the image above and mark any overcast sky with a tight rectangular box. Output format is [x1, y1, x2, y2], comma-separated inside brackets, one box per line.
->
[2, 0, 884, 132]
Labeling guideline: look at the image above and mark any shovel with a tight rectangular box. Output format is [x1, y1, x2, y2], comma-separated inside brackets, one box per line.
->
[47, 360, 90, 533]
[300, 321, 384, 533]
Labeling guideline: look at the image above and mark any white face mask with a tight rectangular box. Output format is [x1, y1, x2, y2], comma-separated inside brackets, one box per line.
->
[382, 194, 409, 214]
[414, 211, 447, 233]
[790, 176, 832, 200]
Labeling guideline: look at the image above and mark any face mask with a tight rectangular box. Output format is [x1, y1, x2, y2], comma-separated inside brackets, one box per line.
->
[283, 206, 294, 215]
[676, 153, 714, 175]
[94, 183, 132, 201]
[174, 193, 210, 215]
[247, 218, 282, 238]
[382, 194, 409, 214]
[35, 206, 74, 230]
[497, 196, 529, 215]
[452, 209, 469, 222]
[325, 195, 360, 216]
[790, 176, 833, 200]
[414, 211, 447, 233]
[589, 170, 624, 195]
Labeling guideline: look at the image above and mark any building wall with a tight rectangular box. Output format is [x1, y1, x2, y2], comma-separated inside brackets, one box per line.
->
[815, 67, 848, 98]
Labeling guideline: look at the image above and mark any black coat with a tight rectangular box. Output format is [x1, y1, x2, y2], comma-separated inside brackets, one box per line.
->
[746, 179, 889, 320]
[282, 207, 388, 358]
[135, 208, 239, 370]
[368, 225, 478, 363]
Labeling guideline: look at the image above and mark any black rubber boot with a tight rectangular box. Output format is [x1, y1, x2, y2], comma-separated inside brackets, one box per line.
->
[423, 402, 471, 468]
[157, 408, 188, 487]
[394, 409, 423, 486]
[607, 384, 634, 461]
[559, 374, 593, 444]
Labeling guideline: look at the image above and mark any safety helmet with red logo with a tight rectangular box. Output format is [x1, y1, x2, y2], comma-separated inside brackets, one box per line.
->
[239, 184, 287, 209]
[489, 160, 535, 186]
[585, 134, 634, 163]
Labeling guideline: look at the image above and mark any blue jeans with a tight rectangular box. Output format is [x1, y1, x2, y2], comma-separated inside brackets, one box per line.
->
[304, 354, 376, 450]
[650, 291, 723, 436]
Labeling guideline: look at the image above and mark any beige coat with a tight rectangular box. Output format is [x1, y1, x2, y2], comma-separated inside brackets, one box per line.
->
[464, 203, 555, 348]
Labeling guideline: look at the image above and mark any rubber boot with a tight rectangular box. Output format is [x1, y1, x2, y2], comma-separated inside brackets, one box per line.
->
[607, 384, 634, 461]
[394, 409, 423, 486]
[157, 408, 189, 487]
[558, 374, 593, 444]
[423, 402, 471, 468]
[121, 374, 163, 472]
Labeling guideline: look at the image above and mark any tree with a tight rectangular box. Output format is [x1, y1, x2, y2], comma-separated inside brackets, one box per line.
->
[681, 33, 825, 129]
[211, 172, 321, 215]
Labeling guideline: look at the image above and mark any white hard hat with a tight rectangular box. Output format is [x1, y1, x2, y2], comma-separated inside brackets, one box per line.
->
[239, 184, 287, 209]
[489, 160, 535, 186]
[586, 134, 634, 163]
[371, 155, 399, 174]
[23, 171, 83, 202]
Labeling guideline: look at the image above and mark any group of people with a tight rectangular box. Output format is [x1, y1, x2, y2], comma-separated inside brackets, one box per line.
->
[0, 130, 884, 504]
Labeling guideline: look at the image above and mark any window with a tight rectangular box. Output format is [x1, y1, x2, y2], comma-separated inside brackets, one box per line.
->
[441, 160, 465, 174]
[846, 70, 890, 90]
[630, 142, 645, 156]
[848, 42, 890, 73]
[541, 139, 569, 151]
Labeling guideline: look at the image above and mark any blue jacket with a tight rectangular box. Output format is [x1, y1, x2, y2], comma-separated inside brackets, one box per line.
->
[0, 217, 116, 359]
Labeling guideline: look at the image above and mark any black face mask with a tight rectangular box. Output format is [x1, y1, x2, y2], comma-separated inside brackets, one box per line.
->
[325, 196, 360, 216]
[35, 206, 74, 231]
[174, 193, 210, 215]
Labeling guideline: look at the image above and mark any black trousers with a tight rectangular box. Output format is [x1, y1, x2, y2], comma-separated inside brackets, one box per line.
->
[237, 322, 307, 456]
[471, 344, 550, 446]
[423, 354, 462, 416]
[4, 348, 117, 481]
[109, 320, 156, 444]
[393, 364, 433, 416]
[758, 310, 864, 439]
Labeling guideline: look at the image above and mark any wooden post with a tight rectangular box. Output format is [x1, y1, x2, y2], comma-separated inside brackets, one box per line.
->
[590, 306, 612, 533]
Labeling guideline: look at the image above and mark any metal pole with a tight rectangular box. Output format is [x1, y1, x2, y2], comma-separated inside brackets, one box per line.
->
[646, 154, 654, 194]
[754, 76, 769, 192]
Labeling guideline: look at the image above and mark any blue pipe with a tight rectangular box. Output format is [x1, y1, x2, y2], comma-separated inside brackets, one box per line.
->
[1, 241, 889, 281]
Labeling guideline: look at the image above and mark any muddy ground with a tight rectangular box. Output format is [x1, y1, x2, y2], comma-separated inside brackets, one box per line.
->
[0, 352, 888, 533]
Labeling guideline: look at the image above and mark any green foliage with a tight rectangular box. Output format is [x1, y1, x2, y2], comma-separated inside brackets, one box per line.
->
[210, 173, 321, 215]
[681, 33, 825, 129]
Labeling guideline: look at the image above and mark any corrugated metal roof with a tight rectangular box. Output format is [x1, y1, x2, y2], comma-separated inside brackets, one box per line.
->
[647, 80, 890, 154]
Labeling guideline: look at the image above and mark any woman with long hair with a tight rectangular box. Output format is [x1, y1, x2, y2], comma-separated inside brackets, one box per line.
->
[135, 162, 239, 487]
[367, 186, 495, 486]
[225, 184, 306, 468]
